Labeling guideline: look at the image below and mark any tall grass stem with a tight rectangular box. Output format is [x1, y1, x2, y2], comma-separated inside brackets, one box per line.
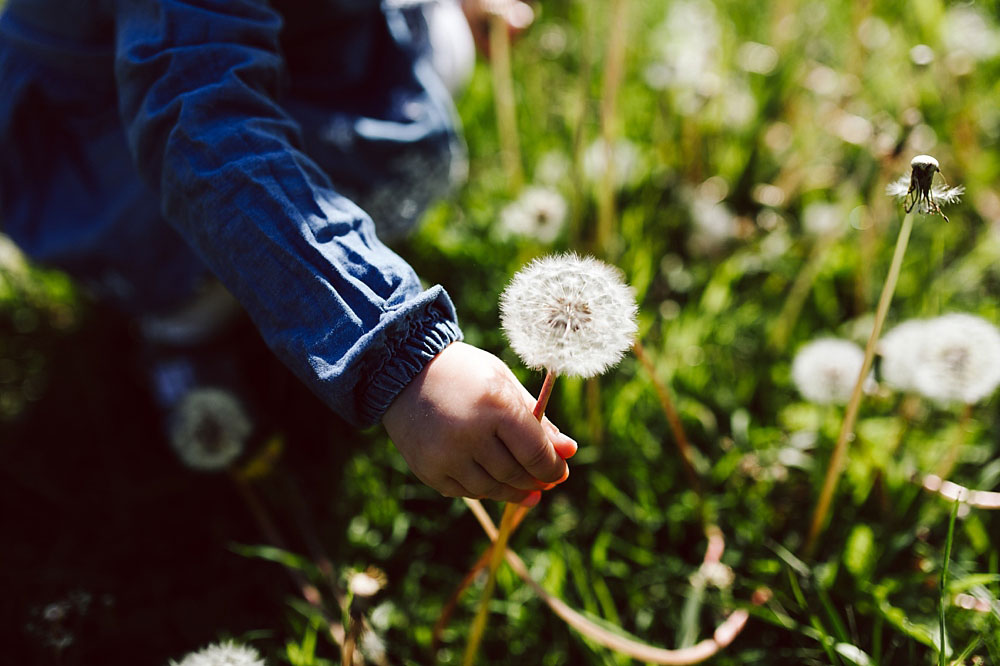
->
[595, 0, 629, 257]
[804, 212, 914, 557]
[489, 13, 523, 193]
[632, 341, 701, 497]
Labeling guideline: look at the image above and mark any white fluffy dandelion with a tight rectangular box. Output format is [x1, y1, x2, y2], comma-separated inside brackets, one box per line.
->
[169, 388, 252, 471]
[582, 138, 642, 190]
[910, 313, 1000, 405]
[792, 338, 874, 405]
[886, 155, 964, 221]
[500, 253, 638, 378]
[498, 186, 568, 243]
[170, 641, 266, 666]
[878, 318, 930, 392]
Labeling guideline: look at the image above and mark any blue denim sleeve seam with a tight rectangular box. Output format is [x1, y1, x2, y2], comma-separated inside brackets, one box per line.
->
[356, 295, 463, 426]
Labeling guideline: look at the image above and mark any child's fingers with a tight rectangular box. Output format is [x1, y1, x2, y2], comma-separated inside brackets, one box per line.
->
[515, 384, 578, 459]
[460, 463, 536, 504]
[495, 411, 567, 484]
[541, 417, 578, 459]
[475, 439, 546, 491]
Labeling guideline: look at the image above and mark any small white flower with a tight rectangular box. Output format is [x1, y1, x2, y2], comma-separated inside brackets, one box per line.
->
[910, 314, 1000, 405]
[582, 138, 642, 190]
[498, 186, 568, 243]
[886, 154, 964, 221]
[792, 338, 874, 405]
[878, 319, 930, 392]
[170, 388, 251, 471]
[170, 641, 266, 666]
[500, 253, 638, 378]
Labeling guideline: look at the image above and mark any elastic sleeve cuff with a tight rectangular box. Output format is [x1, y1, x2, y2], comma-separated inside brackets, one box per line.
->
[355, 288, 463, 426]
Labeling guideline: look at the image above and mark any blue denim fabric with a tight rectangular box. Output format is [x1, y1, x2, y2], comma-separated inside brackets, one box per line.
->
[0, 0, 464, 426]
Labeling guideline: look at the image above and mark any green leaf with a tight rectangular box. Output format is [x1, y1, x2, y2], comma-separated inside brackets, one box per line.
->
[229, 543, 321, 579]
[844, 524, 876, 580]
[835, 642, 874, 666]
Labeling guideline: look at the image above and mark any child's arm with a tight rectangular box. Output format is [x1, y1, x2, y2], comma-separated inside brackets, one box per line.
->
[383, 342, 576, 504]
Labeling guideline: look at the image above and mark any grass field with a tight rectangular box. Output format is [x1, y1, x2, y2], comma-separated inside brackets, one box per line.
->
[4, 0, 1000, 664]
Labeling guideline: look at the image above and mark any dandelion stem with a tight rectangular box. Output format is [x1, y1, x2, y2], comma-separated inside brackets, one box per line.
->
[632, 341, 702, 497]
[804, 212, 914, 557]
[939, 495, 960, 666]
[489, 11, 523, 193]
[462, 370, 557, 665]
[533, 369, 557, 420]
[462, 502, 518, 666]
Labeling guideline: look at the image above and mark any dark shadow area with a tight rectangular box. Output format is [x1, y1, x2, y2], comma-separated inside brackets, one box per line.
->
[1, 303, 364, 665]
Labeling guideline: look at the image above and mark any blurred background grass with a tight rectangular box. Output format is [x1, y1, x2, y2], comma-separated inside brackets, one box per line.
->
[4, 0, 1000, 664]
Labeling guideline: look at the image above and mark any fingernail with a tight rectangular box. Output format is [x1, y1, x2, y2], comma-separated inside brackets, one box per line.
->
[554, 436, 577, 459]
[520, 490, 542, 508]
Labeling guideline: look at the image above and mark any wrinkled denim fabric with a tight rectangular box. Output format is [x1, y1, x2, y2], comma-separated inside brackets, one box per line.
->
[0, 0, 465, 426]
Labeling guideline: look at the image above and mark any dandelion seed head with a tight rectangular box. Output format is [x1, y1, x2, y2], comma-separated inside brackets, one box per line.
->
[582, 138, 642, 189]
[170, 641, 266, 666]
[791, 338, 874, 405]
[878, 319, 930, 391]
[886, 154, 963, 220]
[500, 253, 638, 378]
[498, 186, 567, 243]
[911, 313, 1000, 405]
[170, 388, 251, 471]
[535, 150, 571, 185]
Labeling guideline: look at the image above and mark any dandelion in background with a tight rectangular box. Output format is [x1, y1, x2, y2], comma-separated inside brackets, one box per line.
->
[686, 187, 738, 256]
[582, 138, 641, 190]
[498, 186, 568, 243]
[878, 318, 930, 392]
[169, 388, 251, 471]
[170, 641, 266, 666]
[500, 253, 638, 379]
[643, 0, 721, 104]
[534, 150, 571, 186]
[792, 338, 875, 405]
[801, 202, 844, 237]
[910, 314, 1000, 406]
[886, 154, 964, 222]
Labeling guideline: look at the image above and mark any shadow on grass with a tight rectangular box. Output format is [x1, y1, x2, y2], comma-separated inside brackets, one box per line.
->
[1, 303, 364, 665]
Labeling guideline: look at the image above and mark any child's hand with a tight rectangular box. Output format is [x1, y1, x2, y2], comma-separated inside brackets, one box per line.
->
[383, 342, 576, 504]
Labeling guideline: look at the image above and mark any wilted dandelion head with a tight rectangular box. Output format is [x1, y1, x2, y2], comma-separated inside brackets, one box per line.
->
[878, 318, 930, 392]
[910, 313, 1000, 405]
[791, 338, 874, 405]
[886, 154, 964, 221]
[170, 641, 266, 666]
[170, 388, 251, 471]
[498, 186, 568, 243]
[500, 253, 638, 378]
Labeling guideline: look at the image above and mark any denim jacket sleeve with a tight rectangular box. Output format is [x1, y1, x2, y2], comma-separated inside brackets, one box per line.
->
[113, 0, 462, 426]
